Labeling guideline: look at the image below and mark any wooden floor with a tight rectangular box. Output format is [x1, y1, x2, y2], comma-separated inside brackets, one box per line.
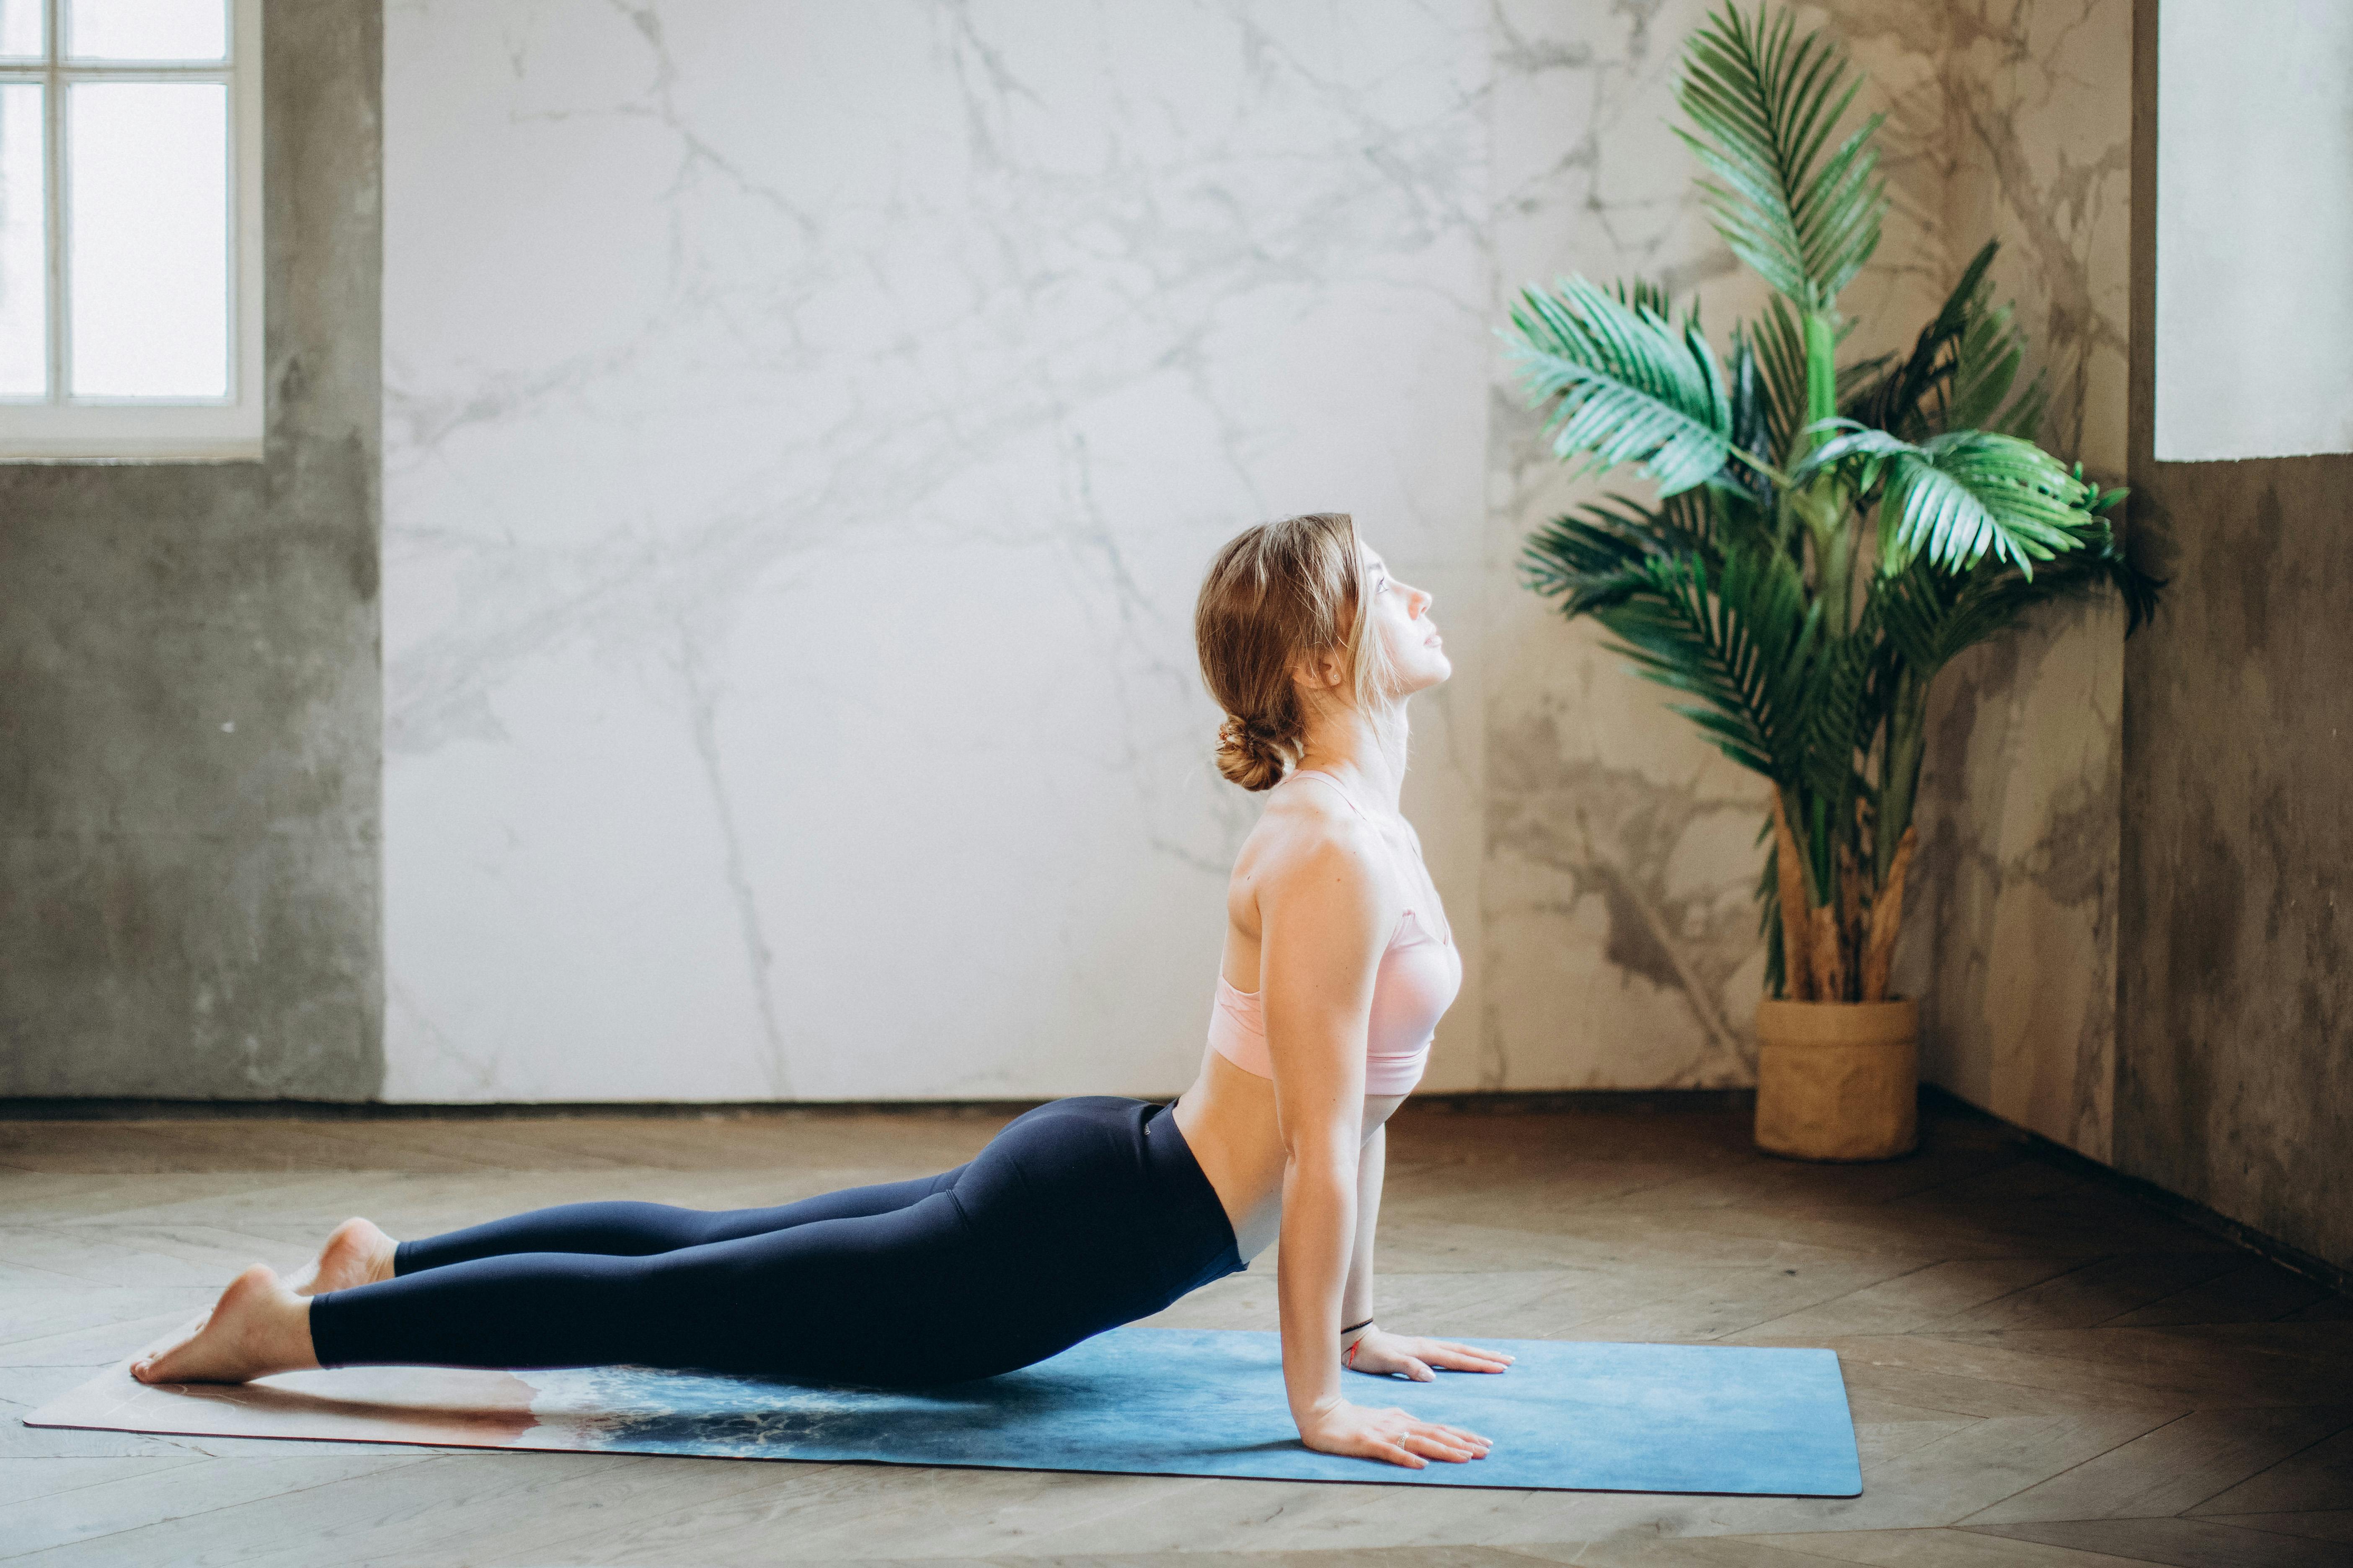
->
[1, 1101, 2349, 1567]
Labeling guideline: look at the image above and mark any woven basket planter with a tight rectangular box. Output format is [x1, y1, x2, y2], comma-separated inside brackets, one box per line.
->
[1754, 997, 1919, 1161]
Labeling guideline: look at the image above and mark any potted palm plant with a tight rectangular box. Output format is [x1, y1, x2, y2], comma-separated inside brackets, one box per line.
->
[1504, 1, 2158, 1160]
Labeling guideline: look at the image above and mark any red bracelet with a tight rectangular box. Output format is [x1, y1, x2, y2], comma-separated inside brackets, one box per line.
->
[1343, 1338, 1361, 1368]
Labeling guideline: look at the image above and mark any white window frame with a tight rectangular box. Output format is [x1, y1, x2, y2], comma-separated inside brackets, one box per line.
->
[0, 0, 263, 463]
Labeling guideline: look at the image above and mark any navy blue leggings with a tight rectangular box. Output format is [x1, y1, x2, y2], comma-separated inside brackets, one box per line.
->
[307, 1097, 1242, 1387]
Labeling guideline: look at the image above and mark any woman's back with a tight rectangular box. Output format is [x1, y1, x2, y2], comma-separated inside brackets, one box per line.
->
[1208, 768, 1458, 1091]
[1171, 765, 1459, 1259]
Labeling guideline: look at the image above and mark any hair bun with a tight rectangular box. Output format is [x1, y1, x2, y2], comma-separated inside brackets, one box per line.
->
[1214, 714, 1289, 792]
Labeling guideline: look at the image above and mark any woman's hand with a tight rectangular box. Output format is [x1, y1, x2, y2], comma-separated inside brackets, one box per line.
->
[1297, 1398, 1492, 1469]
[1346, 1327, 1514, 1381]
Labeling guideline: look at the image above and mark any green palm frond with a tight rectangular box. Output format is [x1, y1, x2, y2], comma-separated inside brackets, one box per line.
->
[1842, 237, 2050, 442]
[1611, 276, 1678, 320]
[1879, 558, 2124, 689]
[1798, 423, 2095, 575]
[1752, 294, 1809, 458]
[1879, 563, 2027, 678]
[1725, 327, 1774, 491]
[1881, 432, 2090, 573]
[1595, 542, 1821, 782]
[1878, 468, 2149, 675]
[2026, 533, 2164, 634]
[1521, 491, 1719, 618]
[1674, 2, 1888, 310]
[1505, 275, 1738, 496]
[2089, 508, 2165, 634]
[1846, 238, 2000, 440]
[1985, 481, 2161, 632]
[1948, 291, 2048, 438]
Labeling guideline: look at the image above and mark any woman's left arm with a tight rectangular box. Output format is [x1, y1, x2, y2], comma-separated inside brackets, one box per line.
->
[1338, 1122, 1384, 1338]
[1339, 1122, 1516, 1382]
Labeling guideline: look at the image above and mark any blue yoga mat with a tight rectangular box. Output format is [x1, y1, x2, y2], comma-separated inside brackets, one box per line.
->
[568, 1328, 1862, 1494]
[36, 1326, 1862, 1494]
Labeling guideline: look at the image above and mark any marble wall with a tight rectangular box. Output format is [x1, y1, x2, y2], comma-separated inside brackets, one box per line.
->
[1895, 0, 2132, 1160]
[383, 0, 2133, 1110]
[382, 0, 1495, 1100]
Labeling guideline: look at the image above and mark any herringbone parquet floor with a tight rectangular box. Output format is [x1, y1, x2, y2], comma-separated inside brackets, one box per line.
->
[1, 1100, 2347, 1566]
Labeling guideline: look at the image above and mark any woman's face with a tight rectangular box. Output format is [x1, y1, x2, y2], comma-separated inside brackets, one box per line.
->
[1361, 545, 1450, 698]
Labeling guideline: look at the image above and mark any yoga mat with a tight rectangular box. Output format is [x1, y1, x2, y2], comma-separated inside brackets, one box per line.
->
[28, 1326, 1862, 1495]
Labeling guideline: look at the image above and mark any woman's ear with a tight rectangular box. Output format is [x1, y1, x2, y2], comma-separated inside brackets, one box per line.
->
[1289, 647, 1345, 694]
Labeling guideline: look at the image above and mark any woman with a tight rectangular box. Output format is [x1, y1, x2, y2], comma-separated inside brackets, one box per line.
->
[132, 512, 1507, 1470]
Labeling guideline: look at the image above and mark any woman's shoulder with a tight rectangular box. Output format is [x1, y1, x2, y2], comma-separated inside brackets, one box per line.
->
[1241, 781, 1393, 900]
[1255, 770, 1372, 834]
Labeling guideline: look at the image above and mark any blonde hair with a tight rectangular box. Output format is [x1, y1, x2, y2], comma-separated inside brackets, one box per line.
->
[1194, 512, 1395, 791]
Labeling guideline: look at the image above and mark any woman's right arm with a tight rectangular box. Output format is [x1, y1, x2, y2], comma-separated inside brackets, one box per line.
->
[1259, 829, 1490, 1470]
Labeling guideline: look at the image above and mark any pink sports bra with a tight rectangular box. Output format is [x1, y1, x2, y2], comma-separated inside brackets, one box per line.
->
[1206, 768, 1462, 1096]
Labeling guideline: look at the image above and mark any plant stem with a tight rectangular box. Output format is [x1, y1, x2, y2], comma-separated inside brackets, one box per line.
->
[1723, 442, 1794, 491]
[1816, 514, 1855, 637]
[1860, 826, 1917, 1001]
[1808, 792, 1834, 908]
[1877, 667, 1929, 884]
[1786, 306, 1856, 632]
[1770, 789, 1816, 1001]
[1803, 311, 1839, 431]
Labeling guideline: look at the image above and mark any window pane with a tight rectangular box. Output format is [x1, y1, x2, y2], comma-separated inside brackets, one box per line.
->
[68, 81, 228, 399]
[0, 0, 42, 59]
[67, 0, 225, 62]
[0, 83, 42, 396]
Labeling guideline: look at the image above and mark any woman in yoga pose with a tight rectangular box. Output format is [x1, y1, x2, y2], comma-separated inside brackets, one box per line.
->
[132, 511, 1507, 1469]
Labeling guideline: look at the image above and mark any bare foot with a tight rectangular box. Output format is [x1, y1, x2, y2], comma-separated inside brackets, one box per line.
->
[132, 1264, 319, 1385]
[287, 1217, 398, 1297]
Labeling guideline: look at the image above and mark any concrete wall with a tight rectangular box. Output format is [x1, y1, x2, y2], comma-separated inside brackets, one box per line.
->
[2115, 1, 2353, 1273]
[0, 2, 382, 1099]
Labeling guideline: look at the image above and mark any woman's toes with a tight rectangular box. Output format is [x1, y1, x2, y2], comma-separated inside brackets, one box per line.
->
[132, 1326, 202, 1385]
[134, 1264, 307, 1385]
